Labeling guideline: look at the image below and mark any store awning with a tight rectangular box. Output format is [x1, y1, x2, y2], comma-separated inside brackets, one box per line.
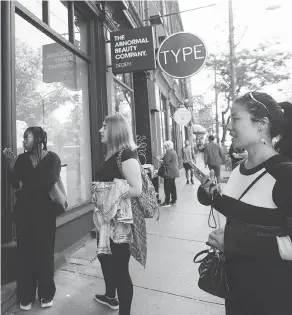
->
[192, 124, 206, 134]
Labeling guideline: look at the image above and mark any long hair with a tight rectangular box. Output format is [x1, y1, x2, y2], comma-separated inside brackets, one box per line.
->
[105, 113, 137, 155]
[24, 126, 47, 161]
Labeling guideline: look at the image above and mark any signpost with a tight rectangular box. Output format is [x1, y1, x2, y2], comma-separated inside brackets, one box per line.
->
[157, 32, 207, 79]
[110, 26, 156, 74]
[173, 107, 192, 126]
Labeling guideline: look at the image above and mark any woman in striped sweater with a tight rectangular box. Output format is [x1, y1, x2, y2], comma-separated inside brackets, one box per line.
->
[198, 92, 292, 315]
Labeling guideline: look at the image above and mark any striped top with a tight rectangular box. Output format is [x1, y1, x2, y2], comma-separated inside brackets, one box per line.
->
[198, 154, 292, 261]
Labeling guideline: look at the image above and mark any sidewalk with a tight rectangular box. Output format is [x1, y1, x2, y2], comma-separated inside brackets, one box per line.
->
[7, 164, 229, 315]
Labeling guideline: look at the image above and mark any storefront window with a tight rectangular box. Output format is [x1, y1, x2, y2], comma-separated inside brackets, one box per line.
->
[74, 6, 89, 53]
[49, 1, 69, 40]
[160, 94, 168, 151]
[113, 79, 134, 129]
[15, 14, 92, 208]
[17, 0, 42, 19]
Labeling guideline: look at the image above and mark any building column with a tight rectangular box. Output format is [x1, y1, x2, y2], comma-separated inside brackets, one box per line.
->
[133, 72, 153, 165]
[1, 0, 14, 245]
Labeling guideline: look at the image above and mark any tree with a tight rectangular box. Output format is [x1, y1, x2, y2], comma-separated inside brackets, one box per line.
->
[191, 95, 214, 133]
[207, 43, 291, 144]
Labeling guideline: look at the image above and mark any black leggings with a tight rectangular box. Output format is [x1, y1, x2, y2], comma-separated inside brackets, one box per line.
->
[98, 240, 133, 315]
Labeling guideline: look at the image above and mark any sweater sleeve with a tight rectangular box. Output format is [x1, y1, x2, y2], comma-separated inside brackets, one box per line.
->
[224, 162, 292, 259]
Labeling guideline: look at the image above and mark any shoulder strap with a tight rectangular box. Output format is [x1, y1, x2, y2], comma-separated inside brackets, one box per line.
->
[238, 170, 268, 201]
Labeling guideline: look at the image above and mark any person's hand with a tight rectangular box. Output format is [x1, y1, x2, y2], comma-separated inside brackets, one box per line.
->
[207, 228, 225, 251]
[200, 175, 220, 195]
[3, 148, 17, 169]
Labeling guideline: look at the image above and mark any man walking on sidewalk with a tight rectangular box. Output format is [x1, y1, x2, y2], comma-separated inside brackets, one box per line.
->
[182, 140, 196, 184]
[204, 135, 225, 183]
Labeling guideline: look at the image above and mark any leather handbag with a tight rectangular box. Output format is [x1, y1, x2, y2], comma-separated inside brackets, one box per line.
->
[193, 169, 269, 299]
[158, 163, 169, 178]
[193, 247, 229, 299]
[49, 177, 68, 216]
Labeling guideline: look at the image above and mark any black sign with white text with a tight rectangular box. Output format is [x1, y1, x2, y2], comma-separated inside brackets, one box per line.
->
[111, 26, 156, 74]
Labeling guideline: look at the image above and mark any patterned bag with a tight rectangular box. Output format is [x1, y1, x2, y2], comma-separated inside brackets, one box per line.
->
[117, 150, 159, 220]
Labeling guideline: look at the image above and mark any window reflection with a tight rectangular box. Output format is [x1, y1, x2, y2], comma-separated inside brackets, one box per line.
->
[17, 0, 42, 19]
[74, 5, 89, 53]
[113, 80, 133, 129]
[49, 1, 68, 40]
[15, 15, 92, 208]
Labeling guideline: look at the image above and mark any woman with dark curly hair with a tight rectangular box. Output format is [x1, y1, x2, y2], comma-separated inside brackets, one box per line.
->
[3, 126, 61, 311]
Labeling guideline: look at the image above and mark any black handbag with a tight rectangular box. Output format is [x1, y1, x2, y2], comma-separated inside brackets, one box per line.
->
[193, 247, 229, 299]
[158, 163, 169, 178]
[193, 169, 269, 299]
[49, 177, 68, 216]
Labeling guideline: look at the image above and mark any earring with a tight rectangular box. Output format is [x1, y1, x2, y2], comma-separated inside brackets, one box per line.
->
[261, 138, 266, 145]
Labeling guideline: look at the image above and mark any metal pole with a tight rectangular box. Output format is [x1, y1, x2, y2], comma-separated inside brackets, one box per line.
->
[214, 61, 220, 143]
[229, 0, 236, 100]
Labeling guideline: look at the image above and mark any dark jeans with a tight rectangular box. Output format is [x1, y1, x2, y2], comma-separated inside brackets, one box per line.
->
[164, 178, 177, 203]
[15, 212, 56, 305]
[98, 240, 133, 315]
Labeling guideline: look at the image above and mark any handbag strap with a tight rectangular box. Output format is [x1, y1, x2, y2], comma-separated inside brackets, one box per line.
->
[238, 170, 268, 201]
[193, 249, 210, 263]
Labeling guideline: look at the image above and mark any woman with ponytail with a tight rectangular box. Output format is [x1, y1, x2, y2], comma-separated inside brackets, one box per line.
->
[197, 92, 292, 315]
[3, 127, 61, 311]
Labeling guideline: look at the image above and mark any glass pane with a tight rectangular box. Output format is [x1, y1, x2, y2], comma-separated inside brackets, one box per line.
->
[113, 81, 133, 129]
[17, 0, 42, 20]
[49, 0, 69, 40]
[15, 14, 92, 208]
[114, 73, 133, 89]
[74, 5, 89, 53]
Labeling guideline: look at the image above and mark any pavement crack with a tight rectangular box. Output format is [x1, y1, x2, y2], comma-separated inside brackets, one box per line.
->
[147, 233, 207, 243]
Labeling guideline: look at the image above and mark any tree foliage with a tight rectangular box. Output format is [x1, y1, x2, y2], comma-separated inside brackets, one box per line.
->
[206, 42, 291, 143]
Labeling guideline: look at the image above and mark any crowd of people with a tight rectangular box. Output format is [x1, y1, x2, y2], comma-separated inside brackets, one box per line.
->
[3, 91, 292, 315]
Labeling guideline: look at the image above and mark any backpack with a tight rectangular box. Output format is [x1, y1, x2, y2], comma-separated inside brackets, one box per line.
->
[117, 150, 160, 220]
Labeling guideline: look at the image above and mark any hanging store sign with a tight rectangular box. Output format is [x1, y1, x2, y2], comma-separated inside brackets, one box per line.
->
[157, 32, 207, 79]
[110, 26, 156, 74]
[43, 43, 80, 90]
[173, 107, 192, 126]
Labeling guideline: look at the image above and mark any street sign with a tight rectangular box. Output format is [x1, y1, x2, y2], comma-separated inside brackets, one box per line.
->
[157, 32, 207, 79]
[111, 26, 156, 74]
[173, 107, 192, 126]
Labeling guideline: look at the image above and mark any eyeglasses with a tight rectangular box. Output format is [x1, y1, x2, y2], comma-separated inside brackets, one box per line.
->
[249, 92, 270, 116]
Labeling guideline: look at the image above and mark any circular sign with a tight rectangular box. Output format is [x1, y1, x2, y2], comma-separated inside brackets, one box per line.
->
[173, 108, 192, 126]
[157, 32, 208, 79]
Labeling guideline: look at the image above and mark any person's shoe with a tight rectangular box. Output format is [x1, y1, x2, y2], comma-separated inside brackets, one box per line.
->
[40, 298, 53, 308]
[186, 180, 190, 184]
[160, 202, 171, 207]
[170, 201, 177, 206]
[94, 294, 119, 310]
[191, 179, 194, 184]
[20, 302, 32, 311]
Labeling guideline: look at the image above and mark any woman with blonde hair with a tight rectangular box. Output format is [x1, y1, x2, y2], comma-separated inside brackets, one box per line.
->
[93, 113, 142, 315]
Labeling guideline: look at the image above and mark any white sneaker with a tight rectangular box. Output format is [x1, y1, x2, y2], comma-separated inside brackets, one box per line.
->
[20, 303, 32, 311]
[40, 298, 53, 308]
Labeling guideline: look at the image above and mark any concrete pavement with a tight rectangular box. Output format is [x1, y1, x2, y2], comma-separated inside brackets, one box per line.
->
[7, 157, 228, 315]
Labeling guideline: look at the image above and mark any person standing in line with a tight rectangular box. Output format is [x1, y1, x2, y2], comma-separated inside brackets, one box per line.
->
[204, 135, 225, 183]
[198, 93, 292, 315]
[159, 140, 179, 207]
[3, 127, 61, 311]
[229, 143, 248, 169]
[182, 140, 196, 184]
[94, 113, 143, 315]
